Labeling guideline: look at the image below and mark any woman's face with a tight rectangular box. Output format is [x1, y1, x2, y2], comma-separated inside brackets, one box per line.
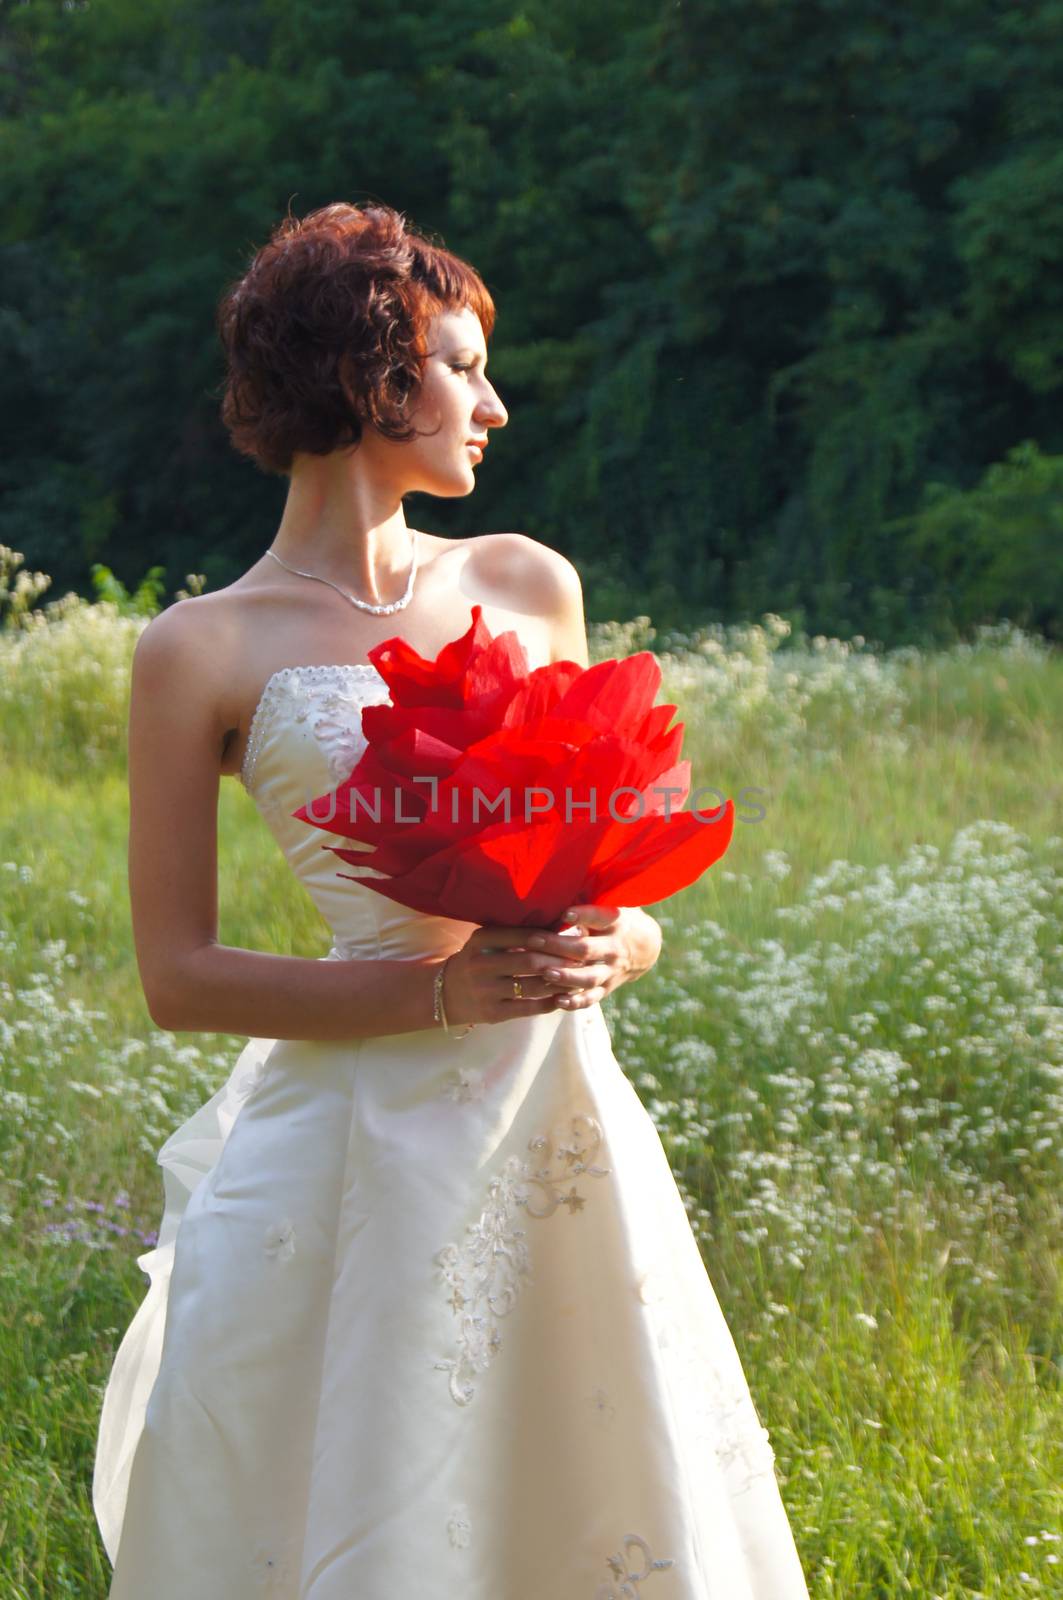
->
[362, 305, 507, 499]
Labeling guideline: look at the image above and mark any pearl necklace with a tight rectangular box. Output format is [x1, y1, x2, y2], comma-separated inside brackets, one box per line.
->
[265, 527, 419, 615]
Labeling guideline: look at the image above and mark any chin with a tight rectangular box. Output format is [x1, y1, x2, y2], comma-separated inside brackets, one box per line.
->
[409, 468, 473, 499]
[422, 480, 474, 501]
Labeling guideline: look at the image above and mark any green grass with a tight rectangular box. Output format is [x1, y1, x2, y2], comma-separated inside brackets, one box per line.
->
[1, 601, 1061, 1597]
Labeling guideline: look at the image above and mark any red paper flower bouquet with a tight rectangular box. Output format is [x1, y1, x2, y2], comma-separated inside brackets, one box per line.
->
[291, 605, 733, 930]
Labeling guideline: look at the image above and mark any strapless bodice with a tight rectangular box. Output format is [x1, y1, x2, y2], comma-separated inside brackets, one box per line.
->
[238, 661, 479, 962]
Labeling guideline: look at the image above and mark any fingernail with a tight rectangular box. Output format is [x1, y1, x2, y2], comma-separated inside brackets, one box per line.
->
[564, 909, 578, 920]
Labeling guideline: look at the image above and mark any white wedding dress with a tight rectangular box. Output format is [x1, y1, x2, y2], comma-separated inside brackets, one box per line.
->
[92, 659, 810, 1599]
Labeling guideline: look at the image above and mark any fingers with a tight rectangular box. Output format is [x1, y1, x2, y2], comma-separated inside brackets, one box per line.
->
[496, 934, 595, 962]
[561, 904, 621, 929]
[542, 963, 612, 995]
[481, 940, 615, 986]
[554, 983, 605, 1010]
[496, 966, 604, 1009]
[490, 962, 607, 1014]
[472, 924, 555, 950]
[479, 944, 585, 975]
[502, 963, 611, 1006]
[499, 991, 567, 1016]
[501, 980, 565, 1004]
[468, 927, 613, 1014]
[473, 923, 592, 958]
[502, 984, 599, 1013]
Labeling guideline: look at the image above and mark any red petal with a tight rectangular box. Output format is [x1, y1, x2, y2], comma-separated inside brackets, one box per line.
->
[551, 652, 661, 733]
[589, 801, 735, 904]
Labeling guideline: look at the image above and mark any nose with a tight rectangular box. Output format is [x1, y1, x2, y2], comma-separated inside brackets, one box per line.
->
[477, 387, 507, 430]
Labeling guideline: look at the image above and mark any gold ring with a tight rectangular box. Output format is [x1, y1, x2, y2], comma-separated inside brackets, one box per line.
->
[512, 977, 523, 999]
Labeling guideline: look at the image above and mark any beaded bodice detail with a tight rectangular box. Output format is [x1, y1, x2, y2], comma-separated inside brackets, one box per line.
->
[240, 662, 391, 793]
[236, 661, 477, 964]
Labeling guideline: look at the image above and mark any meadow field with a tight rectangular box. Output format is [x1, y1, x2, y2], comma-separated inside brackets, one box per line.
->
[0, 574, 1061, 1597]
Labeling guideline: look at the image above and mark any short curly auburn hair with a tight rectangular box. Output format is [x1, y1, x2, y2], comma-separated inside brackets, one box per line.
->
[215, 201, 496, 476]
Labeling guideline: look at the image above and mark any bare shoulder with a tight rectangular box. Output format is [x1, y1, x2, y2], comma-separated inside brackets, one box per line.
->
[130, 591, 239, 738]
[132, 590, 236, 671]
[470, 531, 581, 604]
[469, 532, 588, 668]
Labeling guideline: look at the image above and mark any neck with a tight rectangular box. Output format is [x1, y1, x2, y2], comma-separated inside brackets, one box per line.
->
[271, 462, 414, 603]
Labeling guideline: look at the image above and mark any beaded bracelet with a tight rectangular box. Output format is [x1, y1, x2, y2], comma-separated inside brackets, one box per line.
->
[432, 955, 475, 1039]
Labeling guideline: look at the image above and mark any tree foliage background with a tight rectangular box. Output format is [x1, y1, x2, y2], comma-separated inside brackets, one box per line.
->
[2, 0, 1062, 641]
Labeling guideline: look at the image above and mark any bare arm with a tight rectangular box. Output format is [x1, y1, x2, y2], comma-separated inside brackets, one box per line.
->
[127, 603, 451, 1040]
[160, 945, 445, 1039]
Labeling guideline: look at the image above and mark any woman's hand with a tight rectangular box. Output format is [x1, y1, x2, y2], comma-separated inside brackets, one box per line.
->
[438, 906, 662, 1027]
[437, 923, 571, 1028]
[515, 903, 662, 1011]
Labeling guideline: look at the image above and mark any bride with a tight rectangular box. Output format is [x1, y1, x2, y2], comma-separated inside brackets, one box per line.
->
[94, 200, 810, 1598]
